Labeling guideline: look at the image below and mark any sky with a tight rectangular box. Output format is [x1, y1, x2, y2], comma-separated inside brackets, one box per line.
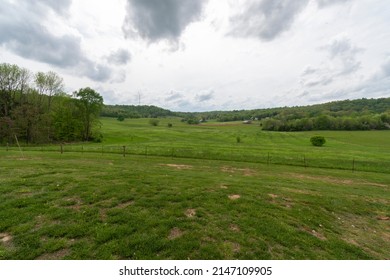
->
[1, 0, 389, 112]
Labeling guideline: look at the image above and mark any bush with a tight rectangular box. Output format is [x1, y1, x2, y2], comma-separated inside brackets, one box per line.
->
[167, 123, 173, 127]
[149, 119, 159, 126]
[310, 136, 326, 147]
[117, 115, 125, 121]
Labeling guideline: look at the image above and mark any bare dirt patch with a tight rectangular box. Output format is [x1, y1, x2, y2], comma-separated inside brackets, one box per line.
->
[63, 197, 83, 211]
[376, 216, 389, 221]
[36, 248, 70, 260]
[363, 182, 388, 188]
[162, 164, 193, 170]
[268, 194, 293, 208]
[288, 173, 355, 185]
[0, 233, 12, 243]
[223, 241, 241, 254]
[116, 200, 134, 209]
[229, 224, 240, 232]
[282, 187, 318, 195]
[221, 166, 256, 176]
[228, 194, 241, 200]
[268, 194, 278, 199]
[99, 209, 108, 222]
[185, 209, 196, 218]
[301, 227, 327, 241]
[168, 227, 183, 240]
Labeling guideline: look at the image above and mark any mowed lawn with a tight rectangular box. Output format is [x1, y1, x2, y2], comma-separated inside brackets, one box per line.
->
[0, 118, 389, 259]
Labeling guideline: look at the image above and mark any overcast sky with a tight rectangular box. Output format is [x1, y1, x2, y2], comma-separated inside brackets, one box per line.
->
[1, 0, 389, 111]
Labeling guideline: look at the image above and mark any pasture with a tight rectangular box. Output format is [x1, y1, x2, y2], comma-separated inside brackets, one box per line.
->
[0, 117, 389, 259]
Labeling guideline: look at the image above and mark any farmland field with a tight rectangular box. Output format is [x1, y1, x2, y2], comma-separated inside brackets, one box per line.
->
[0, 118, 389, 259]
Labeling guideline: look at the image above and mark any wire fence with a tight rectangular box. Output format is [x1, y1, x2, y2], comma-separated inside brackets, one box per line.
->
[2, 143, 390, 174]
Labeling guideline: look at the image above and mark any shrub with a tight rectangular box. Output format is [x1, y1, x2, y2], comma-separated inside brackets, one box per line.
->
[117, 115, 125, 121]
[187, 118, 200, 125]
[167, 123, 173, 127]
[310, 136, 326, 147]
[149, 119, 159, 126]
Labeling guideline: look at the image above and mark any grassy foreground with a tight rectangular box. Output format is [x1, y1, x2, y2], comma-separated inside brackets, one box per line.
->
[0, 150, 389, 259]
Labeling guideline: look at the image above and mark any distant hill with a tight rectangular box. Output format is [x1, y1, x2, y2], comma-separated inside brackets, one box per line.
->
[102, 97, 390, 131]
[101, 105, 177, 119]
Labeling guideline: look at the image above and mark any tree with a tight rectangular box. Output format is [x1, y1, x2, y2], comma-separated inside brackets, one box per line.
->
[310, 136, 326, 147]
[52, 95, 83, 141]
[0, 63, 30, 117]
[149, 119, 159, 126]
[35, 71, 64, 111]
[74, 87, 104, 141]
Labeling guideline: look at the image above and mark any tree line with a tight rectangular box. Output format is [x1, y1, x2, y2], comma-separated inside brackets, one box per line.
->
[102, 97, 390, 131]
[0, 63, 103, 144]
[101, 105, 175, 119]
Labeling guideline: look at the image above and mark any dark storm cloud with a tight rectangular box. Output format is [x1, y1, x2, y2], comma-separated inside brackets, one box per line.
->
[122, 0, 207, 44]
[228, 0, 309, 41]
[107, 49, 132, 66]
[0, 0, 115, 82]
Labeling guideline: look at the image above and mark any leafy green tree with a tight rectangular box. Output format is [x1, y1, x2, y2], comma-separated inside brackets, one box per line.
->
[149, 119, 159, 126]
[310, 136, 326, 147]
[52, 95, 83, 141]
[35, 71, 64, 110]
[74, 87, 104, 141]
[0, 63, 30, 117]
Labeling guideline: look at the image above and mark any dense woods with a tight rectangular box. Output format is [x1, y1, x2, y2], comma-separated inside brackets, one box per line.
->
[101, 105, 174, 119]
[259, 98, 390, 131]
[0, 63, 103, 144]
[104, 98, 390, 131]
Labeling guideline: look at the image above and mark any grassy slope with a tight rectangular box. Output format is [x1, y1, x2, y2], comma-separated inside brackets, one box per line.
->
[97, 118, 390, 172]
[0, 117, 389, 259]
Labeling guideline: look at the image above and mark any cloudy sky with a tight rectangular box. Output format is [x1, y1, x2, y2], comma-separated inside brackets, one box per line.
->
[1, 0, 389, 111]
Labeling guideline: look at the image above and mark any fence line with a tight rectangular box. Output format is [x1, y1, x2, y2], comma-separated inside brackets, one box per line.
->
[1, 144, 389, 174]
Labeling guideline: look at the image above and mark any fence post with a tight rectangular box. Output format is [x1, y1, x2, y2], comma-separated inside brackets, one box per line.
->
[60, 144, 63, 154]
[6, 142, 9, 152]
[123, 146, 126, 157]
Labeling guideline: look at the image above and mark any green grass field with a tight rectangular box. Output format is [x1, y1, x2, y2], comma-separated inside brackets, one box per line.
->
[0, 118, 389, 259]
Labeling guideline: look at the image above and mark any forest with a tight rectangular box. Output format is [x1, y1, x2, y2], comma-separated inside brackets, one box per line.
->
[0, 63, 103, 144]
[104, 98, 390, 131]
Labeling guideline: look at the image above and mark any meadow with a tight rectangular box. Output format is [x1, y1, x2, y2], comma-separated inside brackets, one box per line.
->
[0, 117, 389, 259]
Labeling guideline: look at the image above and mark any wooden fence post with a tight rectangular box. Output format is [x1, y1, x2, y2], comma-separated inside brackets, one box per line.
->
[6, 142, 9, 152]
